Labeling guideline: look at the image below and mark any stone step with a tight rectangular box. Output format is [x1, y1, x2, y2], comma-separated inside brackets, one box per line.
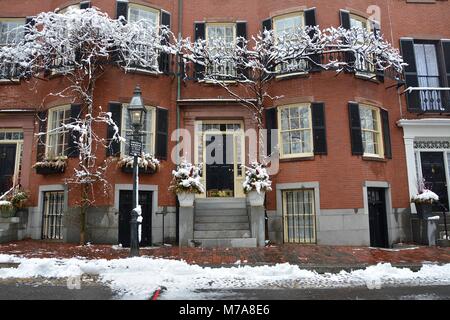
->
[189, 238, 257, 248]
[195, 222, 250, 231]
[195, 198, 246, 210]
[195, 208, 247, 216]
[194, 230, 251, 239]
[0, 217, 20, 224]
[195, 215, 249, 223]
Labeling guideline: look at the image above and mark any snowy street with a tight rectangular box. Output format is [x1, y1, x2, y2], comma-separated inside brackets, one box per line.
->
[1, 254, 450, 300]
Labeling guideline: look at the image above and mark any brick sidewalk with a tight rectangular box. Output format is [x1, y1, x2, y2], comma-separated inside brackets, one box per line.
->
[1, 240, 450, 268]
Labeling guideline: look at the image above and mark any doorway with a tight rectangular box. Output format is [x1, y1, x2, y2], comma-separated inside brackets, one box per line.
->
[195, 121, 245, 198]
[420, 152, 449, 211]
[367, 188, 389, 248]
[118, 190, 153, 247]
[0, 144, 17, 194]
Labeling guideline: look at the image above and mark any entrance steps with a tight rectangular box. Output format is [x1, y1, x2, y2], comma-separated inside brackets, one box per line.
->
[190, 198, 256, 248]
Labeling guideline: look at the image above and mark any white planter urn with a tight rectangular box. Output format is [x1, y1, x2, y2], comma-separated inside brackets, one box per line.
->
[247, 190, 265, 206]
[177, 192, 195, 207]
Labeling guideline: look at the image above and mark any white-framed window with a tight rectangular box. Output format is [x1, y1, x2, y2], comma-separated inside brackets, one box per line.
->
[0, 18, 24, 45]
[350, 14, 376, 76]
[121, 106, 156, 155]
[359, 104, 383, 157]
[128, 3, 159, 27]
[125, 4, 160, 71]
[273, 12, 307, 75]
[58, 4, 80, 13]
[205, 23, 236, 79]
[278, 104, 313, 158]
[46, 105, 71, 158]
[413, 42, 443, 111]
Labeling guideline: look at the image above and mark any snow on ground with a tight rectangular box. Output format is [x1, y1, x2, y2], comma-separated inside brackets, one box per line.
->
[1, 255, 450, 299]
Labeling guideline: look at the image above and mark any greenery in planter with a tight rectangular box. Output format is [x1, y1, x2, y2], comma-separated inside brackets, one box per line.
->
[117, 153, 160, 173]
[33, 156, 68, 173]
[0, 187, 29, 217]
[242, 162, 272, 194]
[169, 160, 205, 194]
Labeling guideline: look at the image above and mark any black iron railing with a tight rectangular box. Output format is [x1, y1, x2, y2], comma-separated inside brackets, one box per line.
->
[405, 87, 450, 113]
[0, 62, 21, 80]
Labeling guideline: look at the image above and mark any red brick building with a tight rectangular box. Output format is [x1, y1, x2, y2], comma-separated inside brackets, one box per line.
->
[0, 0, 449, 247]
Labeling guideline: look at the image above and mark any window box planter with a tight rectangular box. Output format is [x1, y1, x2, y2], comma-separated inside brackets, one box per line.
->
[121, 165, 157, 174]
[33, 157, 67, 175]
[35, 165, 66, 175]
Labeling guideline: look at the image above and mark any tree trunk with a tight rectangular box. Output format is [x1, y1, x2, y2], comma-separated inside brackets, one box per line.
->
[79, 184, 88, 245]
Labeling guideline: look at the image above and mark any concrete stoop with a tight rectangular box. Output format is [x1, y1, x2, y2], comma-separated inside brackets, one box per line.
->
[191, 198, 256, 248]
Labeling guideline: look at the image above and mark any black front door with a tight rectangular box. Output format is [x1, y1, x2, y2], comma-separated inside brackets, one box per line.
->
[206, 133, 234, 197]
[118, 190, 153, 247]
[0, 144, 17, 194]
[368, 188, 389, 248]
[421, 152, 449, 211]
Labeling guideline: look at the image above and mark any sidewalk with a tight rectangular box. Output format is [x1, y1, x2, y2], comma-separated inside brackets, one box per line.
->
[2, 240, 450, 271]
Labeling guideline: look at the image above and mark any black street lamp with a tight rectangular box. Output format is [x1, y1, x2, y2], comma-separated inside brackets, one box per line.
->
[128, 85, 146, 257]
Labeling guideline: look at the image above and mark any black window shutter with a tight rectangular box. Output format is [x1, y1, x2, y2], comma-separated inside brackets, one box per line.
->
[340, 10, 351, 29]
[400, 38, 420, 111]
[340, 10, 355, 72]
[262, 18, 272, 32]
[236, 22, 248, 79]
[106, 102, 122, 157]
[265, 108, 278, 156]
[304, 8, 321, 72]
[155, 108, 169, 159]
[116, 1, 128, 23]
[311, 102, 327, 155]
[194, 22, 206, 80]
[68, 104, 82, 158]
[380, 109, 392, 159]
[348, 102, 363, 155]
[36, 111, 48, 162]
[80, 1, 91, 9]
[158, 11, 171, 74]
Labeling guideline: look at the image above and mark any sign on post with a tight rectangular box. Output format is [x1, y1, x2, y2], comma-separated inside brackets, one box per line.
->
[129, 140, 142, 156]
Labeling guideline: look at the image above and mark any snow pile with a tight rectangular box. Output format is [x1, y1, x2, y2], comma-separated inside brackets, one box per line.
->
[411, 190, 439, 204]
[169, 160, 205, 194]
[1, 255, 450, 300]
[243, 162, 272, 194]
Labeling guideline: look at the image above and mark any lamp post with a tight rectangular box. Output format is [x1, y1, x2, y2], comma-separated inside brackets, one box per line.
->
[128, 85, 146, 257]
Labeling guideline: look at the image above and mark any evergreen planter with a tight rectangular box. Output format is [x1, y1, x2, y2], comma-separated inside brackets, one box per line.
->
[0, 206, 16, 218]
[35, 166, 66, 175]
[415, 202, 433, 219]
[120, 166, 157, 174]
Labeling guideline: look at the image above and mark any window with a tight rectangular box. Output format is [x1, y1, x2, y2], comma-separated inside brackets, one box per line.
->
[128, 4, 159, 27]
[350, 14, 375, 76]
[273, 13, 307, 75]
[0, 19, 24, 45]
[282, 189, 316, 244]
[206, 23, 236, 79]
[359, 105, 383, 157]
[413, 42, 443, 111]
[59, 4, 80, 13]
[46, 106, 71, 158]
[121, 106, 156, 155]
[125, 4, 160, 72]
[278, 104, 313, 158]
[42, 191, 65, 240]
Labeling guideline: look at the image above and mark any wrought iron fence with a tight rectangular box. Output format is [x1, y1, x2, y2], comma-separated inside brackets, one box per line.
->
[406, 87, 450, 113]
